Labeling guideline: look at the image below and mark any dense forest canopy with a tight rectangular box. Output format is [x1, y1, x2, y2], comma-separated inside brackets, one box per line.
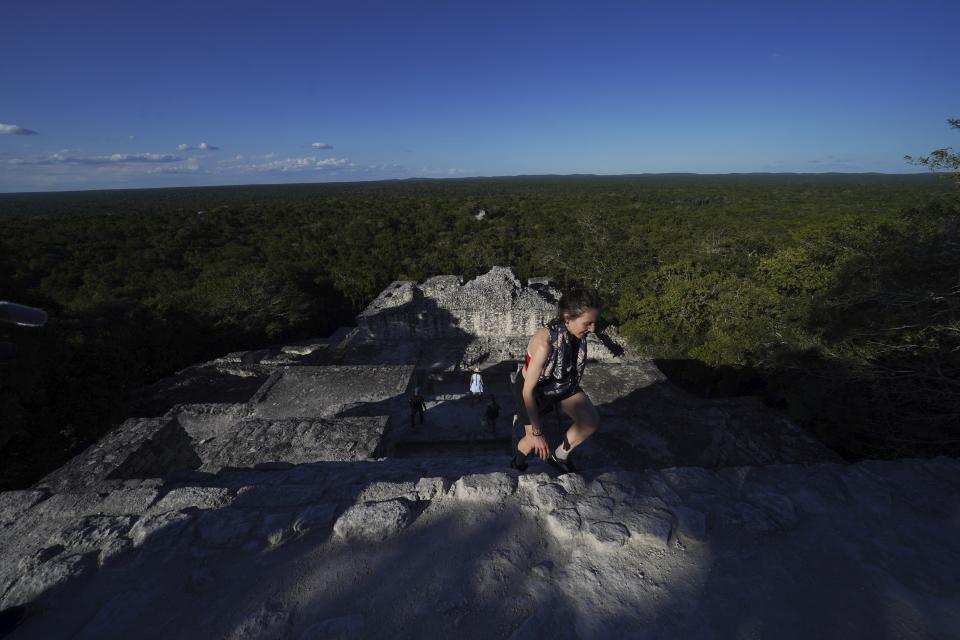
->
[1, 173, 957, 489]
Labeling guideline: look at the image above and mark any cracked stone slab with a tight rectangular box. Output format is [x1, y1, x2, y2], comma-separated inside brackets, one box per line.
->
[617, 509, 673, 547]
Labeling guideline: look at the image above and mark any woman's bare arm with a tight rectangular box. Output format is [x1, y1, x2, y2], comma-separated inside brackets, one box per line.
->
[522, 328, 551, 459]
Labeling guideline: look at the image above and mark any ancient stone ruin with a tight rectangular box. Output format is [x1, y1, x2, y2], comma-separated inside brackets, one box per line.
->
[1, 267, 958, 639]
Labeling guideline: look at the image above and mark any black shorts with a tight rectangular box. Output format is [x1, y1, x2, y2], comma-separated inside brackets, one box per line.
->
[510, 371, 581, 428]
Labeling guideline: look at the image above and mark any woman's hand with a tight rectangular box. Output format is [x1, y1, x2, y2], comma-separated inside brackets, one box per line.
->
[531, 434, 550, 460]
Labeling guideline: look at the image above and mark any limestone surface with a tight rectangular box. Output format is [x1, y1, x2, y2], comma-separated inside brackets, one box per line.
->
[1, 267, 957, 639]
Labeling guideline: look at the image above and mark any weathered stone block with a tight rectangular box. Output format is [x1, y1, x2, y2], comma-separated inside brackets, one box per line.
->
[152, 487, 236, 513]
[357, 481, 417, 503]
[556, 474, 587, 495]
[294, 503, 339, 534]
[516, 473, 552, 494]
[94, 488, 160, 515]
[574, 495, 615, 520]
[451, 473, 517, 501]
[414, 477, 450, 501]
[616, 509, 673, 547]
[129, 510, 194, 548]
[333, 499, 413, 541]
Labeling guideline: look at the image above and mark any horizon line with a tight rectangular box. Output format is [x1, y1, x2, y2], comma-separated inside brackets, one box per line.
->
[0, 170, 946, 196]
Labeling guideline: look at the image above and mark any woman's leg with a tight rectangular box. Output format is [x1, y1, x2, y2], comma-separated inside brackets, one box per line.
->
[559, 391, 600, 451]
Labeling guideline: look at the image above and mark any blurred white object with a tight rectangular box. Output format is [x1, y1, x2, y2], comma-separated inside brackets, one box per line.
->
[0, 301, 48, 327]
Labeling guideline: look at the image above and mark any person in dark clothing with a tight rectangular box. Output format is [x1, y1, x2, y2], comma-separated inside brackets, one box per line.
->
[485, 396, 500, 433]
[510, 288, 602, 474]
[409, 387, 426, 428]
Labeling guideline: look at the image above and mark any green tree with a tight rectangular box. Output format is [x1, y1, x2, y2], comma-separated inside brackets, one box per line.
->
[905, 118, 960, 186]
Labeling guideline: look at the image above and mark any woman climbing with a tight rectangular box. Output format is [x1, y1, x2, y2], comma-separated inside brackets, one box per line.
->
[510, 288, 601, 474]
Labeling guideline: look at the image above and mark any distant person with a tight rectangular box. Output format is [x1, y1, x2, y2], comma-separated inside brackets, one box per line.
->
[510, 288, 602, 474]
[485, 395, 500, 433]
[468, 368, 484, 402]
[409, 386, 426, 428]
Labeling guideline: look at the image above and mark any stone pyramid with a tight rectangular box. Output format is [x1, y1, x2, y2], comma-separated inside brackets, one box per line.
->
[1, 267, 958, 639]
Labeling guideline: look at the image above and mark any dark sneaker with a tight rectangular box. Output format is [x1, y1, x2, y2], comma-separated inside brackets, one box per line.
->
[509, 451, 528, 472]
[510, 456, 528, 472]
[547, 452, 576, 475]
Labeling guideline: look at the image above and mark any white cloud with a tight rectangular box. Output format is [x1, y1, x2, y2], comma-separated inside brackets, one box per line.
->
[0, 123, 39, 135]
[221, 155, 380, 174]
[178, 142, 219, 151]
[310, 142, 333, 149]
[9, 152, 181, 165]
[315, 157, 348, 167]
[150, 157, 201, 174]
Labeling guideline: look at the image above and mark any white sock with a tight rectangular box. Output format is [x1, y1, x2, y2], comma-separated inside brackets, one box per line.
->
[554, 444, 570, 461]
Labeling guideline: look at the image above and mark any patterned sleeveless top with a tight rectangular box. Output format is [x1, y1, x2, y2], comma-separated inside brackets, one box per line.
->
[524, 319, 588, 387]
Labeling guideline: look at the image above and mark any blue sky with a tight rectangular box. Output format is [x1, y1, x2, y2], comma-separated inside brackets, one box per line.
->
[1, 0, 957, 192]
